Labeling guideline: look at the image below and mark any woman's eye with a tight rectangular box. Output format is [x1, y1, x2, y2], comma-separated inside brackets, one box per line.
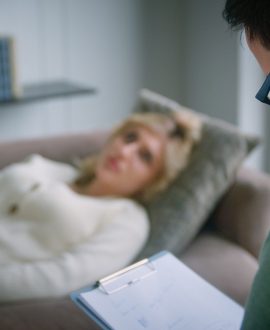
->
[139, 150, 153, 164]
[123, 131, 138, 143]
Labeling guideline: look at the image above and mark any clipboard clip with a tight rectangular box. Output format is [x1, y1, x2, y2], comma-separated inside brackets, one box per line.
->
[98, 258, 156, 295]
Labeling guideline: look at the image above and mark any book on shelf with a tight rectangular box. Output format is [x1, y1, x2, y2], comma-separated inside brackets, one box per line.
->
[0, 35, 21, 101]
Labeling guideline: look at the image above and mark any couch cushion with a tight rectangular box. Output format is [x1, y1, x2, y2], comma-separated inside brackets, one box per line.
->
[136, 89, 260, 258]
[212, 167, 270, 259]
[0, 132, 109, 170]
[180, 231, 258, 305]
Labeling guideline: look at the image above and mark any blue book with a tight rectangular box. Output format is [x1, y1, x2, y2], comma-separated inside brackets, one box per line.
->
[1, 37, 12, 100]
[0, 39, 6, 100]
[0, 36, 20, 101]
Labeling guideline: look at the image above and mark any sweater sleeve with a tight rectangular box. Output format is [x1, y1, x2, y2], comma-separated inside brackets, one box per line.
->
[0, 154, 78, 186]
[0, 200, 149, 302]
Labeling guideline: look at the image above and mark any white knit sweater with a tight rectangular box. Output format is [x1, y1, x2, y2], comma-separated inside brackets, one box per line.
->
[0, 155, 149, 302]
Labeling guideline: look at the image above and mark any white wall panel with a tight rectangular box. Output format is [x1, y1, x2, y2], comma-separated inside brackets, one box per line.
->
[66, 0, 143, 132]
[0, 0, 47, 139]
[0, 0, 40, 83]
[183, 0, 239, 123]
[34, 0, 70, 135]
[142, 0, 186, 103]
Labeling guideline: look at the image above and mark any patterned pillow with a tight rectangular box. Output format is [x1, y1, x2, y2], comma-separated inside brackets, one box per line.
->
[136, 89, 260, 258]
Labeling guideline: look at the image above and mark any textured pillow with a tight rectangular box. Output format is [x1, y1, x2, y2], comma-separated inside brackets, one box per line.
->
[136, 89, 260, 259]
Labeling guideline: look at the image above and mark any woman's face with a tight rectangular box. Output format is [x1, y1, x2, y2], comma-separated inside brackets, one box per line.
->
[94, 124, 166, 197]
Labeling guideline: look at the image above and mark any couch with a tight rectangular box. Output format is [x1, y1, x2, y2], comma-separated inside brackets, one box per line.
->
[0, 131, 270, 330]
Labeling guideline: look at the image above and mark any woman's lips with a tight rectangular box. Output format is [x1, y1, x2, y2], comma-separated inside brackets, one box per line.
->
[105, 156, 120, 172]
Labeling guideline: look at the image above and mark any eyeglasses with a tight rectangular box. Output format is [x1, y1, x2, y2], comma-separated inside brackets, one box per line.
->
[256, 73, 270, 105]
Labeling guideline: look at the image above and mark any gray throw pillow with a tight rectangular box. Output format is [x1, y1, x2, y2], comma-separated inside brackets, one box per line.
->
[136, 89, 260, 259]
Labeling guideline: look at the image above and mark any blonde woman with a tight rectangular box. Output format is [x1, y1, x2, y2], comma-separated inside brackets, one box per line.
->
[0, 111, 201, 302]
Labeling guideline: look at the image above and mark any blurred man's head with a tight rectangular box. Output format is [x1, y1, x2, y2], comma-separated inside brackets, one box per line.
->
[223, 0, 270, 74]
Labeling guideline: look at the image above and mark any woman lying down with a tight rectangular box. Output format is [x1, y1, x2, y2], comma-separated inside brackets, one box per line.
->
[0, 111, 201, 302]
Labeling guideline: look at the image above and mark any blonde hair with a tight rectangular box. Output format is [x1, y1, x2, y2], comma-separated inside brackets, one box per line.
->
[76, 111, 202, 202]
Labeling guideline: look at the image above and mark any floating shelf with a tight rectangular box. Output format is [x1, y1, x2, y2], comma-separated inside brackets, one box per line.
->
[0, 80, 96, 105]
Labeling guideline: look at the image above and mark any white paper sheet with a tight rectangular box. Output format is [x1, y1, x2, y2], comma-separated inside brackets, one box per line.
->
[79, 252, 244, 330]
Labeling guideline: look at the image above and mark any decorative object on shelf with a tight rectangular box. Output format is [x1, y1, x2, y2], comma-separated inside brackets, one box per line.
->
[0, 35, 21, 101]
[0, 80, 97, 105]
[0, 36, 96, 105]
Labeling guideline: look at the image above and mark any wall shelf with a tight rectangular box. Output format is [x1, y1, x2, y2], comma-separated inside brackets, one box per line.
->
[0, 80, 96, 105]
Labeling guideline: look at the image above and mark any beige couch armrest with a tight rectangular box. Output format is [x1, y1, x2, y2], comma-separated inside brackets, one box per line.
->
[211, 167, 270, 259]
[0, 131, 109, 170]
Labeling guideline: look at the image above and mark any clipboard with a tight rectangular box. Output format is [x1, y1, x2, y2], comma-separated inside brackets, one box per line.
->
[70, 251, 244, 330]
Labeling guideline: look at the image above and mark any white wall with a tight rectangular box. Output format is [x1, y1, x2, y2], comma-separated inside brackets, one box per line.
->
[0, 0, 144, 140]
[143, 0, 239, 124]
[142, 0, 267, 170]
[142, 0, 186, 103]
[183, 0, 239, 124]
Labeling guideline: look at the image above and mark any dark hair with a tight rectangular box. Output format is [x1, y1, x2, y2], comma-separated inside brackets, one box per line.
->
[223, 0, 270, 49]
